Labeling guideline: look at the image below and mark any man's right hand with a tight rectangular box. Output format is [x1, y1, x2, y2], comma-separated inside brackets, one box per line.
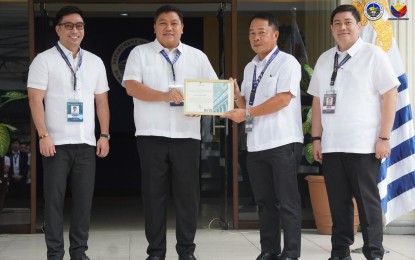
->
[39, 136, 56, 157]
[312, 141, 323, 163]
[167, 88, 183, 104]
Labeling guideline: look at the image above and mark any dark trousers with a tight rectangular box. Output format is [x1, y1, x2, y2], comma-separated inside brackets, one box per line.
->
[323, 153, 384, 259]
[136, 136, 200, 257]
[42, 144, 96, 260]
[247, 143, 302, 258]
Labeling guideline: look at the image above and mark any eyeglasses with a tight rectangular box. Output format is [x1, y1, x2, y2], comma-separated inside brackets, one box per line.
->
[58, 22, 85, 30]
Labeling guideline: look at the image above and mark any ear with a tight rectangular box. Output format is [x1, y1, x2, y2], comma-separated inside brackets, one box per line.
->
[274, 30, 279, 41]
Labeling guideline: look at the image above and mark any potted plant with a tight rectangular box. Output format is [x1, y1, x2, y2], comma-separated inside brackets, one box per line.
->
[300, 80, 359, 235]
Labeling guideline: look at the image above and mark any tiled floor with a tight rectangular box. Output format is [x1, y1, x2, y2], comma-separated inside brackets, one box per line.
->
[0, 197, 414, 260]
[1, 229, 414, 259]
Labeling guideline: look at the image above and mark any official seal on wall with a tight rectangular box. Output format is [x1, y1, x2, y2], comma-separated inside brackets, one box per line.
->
[111, 38, 149, 85]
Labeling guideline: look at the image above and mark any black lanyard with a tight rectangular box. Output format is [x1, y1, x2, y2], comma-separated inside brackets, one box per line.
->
[13, 153, 19, 164]
[160, 49, 181, 83]
[249, 48, 280, 106]
[55, 43, 83, 91]
[330, 52, 351, 86]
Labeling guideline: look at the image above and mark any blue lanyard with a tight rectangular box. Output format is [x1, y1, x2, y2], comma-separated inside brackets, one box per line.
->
[249, 48, 280, 106]
[330, 52, 351, 86]
[160, 49, 181, 83]
[55, 43, 83, 91]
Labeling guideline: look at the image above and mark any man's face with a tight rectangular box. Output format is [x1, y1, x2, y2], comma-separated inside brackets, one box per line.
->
[331, 11, 361, 51]
[56, 13, 85, 51]
[154, 11, 183, 50]
[11, 141, 20, 152]
[249, 18, 279, 60]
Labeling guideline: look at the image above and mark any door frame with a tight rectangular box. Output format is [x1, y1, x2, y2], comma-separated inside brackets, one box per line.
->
[28, 0, 240, 233]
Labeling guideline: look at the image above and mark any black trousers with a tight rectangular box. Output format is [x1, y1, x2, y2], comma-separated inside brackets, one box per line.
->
[136, 136, 200, 257]
[42, 144, 96, 260]
[247, 143, 302, 258]
[323, 153, 384, 259]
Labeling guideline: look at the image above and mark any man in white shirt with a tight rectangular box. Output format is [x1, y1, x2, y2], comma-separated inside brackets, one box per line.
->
[123, 5, 217, 260]
[27, 6, 110, 260]
[307, 5, 399, 260]
[222, 12, 303, 260]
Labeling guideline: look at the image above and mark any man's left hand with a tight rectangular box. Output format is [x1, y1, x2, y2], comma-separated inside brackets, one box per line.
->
[221, 108, 246, 123]
[96, 137, 110, 158]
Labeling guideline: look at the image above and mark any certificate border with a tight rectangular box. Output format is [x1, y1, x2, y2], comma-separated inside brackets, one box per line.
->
[184, 79, 234, 115]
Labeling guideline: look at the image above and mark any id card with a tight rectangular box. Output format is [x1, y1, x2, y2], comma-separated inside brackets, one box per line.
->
[322, 94, 336, 114]
[169, 83, 184, 106]
[245, 114, 253, 133]
[67, 101, 84, 122]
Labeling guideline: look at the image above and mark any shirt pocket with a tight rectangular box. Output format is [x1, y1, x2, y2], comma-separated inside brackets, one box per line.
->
[142, 66, 168, 91]
[254, 77, 277, 105]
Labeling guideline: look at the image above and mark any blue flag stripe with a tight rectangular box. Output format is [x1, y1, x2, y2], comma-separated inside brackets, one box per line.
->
[397, 74, 408, 93]
[392, 105, 413, 131]
[378, 136, 415, 182]
[381, 171, 415, 214]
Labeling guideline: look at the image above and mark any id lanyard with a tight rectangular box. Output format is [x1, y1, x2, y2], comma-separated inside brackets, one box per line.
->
[329, 52, 351, 90]
[160, 49, 181, 83]
[55, 43, 83, 98]
[248, 48, 280, 106]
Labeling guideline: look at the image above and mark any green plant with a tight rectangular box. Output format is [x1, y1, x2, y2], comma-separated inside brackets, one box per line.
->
[0, 91, 28, 157]
[300, 64, 317, 165]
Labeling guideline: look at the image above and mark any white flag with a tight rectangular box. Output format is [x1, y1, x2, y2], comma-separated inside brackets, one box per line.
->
[352, 0, 415, 224]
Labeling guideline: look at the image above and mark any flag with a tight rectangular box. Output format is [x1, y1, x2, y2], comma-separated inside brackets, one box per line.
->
[353, 0, 415, 225]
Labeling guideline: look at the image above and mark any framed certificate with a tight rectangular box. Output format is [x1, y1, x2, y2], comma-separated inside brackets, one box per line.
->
[184, 79, 234, 115]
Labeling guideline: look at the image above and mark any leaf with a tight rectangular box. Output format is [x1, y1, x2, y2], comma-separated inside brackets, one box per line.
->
[0, 91, 28, 109]
[0, 124, 11, 157]
[303, 121, 312, 135]
[1, 91, 27, 99]
[303, 64, 314, 78]
[304, 143, 314, 165]
[306, 106, 312, 123]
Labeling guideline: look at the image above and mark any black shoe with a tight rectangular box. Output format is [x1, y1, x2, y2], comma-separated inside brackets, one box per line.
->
[279, 258, 299, 260]
[256, 252, 279, 260]
[146, 256, 166, 260]
[70, 255, 90, 260]
[178, 253, 197, 260]
[372, 258, 382, 260]
[328, 256, 352, 260]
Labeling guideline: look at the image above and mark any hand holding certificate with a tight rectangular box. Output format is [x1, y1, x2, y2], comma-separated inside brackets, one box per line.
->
[184, 79, 234, 115]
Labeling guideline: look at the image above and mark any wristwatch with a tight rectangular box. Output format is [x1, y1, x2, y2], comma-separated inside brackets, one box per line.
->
[246, 108, 253, 121]
[100, 134, 110, 140]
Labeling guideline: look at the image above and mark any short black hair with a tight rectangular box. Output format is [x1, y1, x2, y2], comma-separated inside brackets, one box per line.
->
[55, 6, 84, 25]
[249, 12, 279, 31]
[154, 5, 183, 24]
[331, 4, 361, 24]
[10, 138, 21, 144]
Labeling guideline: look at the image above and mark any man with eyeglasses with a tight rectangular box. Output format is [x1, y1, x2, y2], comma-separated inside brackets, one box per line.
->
[27, 6, 110, 260]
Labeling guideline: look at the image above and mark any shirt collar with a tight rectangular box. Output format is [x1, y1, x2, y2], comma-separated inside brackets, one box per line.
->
[252, 45, 279, 66]
[336, 37, 362, 57]
[57, 41, 82, 59]
[154, 39, 183, 55]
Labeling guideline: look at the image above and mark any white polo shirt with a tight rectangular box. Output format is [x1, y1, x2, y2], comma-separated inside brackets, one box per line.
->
[241, 46, 303, 152]
[27, 42, 109, 146]
[122, 39, 218, 140]
[307, 38, 399, 153]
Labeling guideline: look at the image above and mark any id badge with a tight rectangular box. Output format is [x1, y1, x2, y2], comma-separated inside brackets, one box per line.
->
[322, 93, 336, 114]
[67, 101, 84, 122]
[245, 115, 253, 133]
[169, 83, 184, 106]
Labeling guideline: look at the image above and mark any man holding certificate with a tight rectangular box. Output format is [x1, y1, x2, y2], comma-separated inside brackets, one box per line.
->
[222, 12, 303, 260]
[122, 5, 217, 260]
